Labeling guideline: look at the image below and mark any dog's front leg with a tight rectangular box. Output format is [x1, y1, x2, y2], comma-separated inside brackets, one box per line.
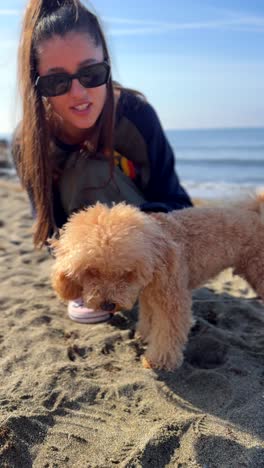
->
[141, 288, 192, 370]
[137, 296, 153, 343]
[139, 246, 193, 370]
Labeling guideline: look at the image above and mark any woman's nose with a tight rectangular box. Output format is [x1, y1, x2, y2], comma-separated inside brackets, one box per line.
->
[69, 78, 88, 97]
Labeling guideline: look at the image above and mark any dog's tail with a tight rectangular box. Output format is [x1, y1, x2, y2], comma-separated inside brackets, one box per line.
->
[231, 190, 264, 222]
[244, 190, 264, 222]
[256, 191, 264, 222]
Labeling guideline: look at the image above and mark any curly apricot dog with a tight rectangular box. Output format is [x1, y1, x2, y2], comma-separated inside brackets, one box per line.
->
[51, 195, 264, 370]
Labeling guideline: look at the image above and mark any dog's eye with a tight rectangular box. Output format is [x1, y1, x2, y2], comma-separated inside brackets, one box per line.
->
[85, 268, 100, 279]
[122, 271, 136, 282]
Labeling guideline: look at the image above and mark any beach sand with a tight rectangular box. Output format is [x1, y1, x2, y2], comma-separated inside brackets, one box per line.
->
[0, 180, 264, 467]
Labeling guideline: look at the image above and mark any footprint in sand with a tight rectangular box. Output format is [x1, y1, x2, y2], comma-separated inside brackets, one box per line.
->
[229, 395, 264, 439]
[158, 370, 233, 414]
[67, 344, 92, 362]
[30, 315, 52, 326]
[195, 434, 264, 468]
[0, 415, 52, 467]
[185, 335, 228, 369]
[14, 307, 27, 317]
[122, 423, 181, 467]
[100, 333, 124, 356]
[0, 297, 9, 311]
[184, 371, 233, 413]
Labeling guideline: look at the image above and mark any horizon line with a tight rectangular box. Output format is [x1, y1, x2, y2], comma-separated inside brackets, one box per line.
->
[1, 125, 264, 138]
[165, 125, 264, 132]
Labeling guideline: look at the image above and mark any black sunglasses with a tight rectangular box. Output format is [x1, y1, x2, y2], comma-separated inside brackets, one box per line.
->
[35, 61, 111, 97]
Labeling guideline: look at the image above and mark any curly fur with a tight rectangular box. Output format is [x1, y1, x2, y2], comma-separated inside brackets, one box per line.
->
[50, 195, 264, 370]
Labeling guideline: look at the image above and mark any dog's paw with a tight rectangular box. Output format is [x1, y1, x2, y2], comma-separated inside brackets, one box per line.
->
[144, 348, 184, 371]
[135, 329, 149, 344]
[141, 356, 153, 369]
[136, 323, 150, 343]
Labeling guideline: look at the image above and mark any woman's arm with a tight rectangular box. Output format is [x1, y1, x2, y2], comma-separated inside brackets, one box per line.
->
[140, 103, 192, 213]
[118, 94, 193, 213]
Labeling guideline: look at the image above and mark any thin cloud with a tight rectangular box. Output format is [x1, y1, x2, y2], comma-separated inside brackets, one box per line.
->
[0, 9, 20, 16]
[104, 14, 264, 36]
[0, 8, 263, 33]
[102, 17, 176, 26]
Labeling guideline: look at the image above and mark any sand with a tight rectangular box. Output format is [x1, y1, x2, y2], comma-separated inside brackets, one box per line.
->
[0, 179, 264, 467]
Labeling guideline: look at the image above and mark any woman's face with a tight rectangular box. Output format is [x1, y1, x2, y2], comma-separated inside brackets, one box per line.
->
[37, 32, 107, 140]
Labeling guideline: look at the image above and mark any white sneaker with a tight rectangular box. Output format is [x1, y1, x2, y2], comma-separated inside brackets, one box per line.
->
[68, 298, 111, 324]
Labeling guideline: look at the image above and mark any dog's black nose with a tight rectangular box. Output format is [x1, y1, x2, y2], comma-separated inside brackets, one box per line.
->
[100, 302, 116, 312]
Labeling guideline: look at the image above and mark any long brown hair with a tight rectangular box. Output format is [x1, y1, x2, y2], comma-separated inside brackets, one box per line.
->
[17, 0, 115, 247]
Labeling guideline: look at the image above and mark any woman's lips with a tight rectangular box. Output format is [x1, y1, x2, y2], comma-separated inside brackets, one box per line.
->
[70, 102, 92, 116]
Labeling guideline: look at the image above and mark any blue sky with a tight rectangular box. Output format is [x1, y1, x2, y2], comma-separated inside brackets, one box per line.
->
[0, 0, 264, 134]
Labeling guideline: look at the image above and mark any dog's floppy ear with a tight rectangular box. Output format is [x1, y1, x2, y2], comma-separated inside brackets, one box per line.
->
[51, 268, 83, 301]
[46, 231, 63, 258]
[48, 231, 83, 301]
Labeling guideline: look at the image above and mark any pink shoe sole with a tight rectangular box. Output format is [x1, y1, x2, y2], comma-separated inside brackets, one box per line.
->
[68, 300, 111, 324]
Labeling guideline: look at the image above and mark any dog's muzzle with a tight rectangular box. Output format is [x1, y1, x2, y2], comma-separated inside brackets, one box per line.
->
[100, 302, 116, 312]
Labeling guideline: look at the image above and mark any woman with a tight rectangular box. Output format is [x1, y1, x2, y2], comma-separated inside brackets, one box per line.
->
[13, 0, 192, 323]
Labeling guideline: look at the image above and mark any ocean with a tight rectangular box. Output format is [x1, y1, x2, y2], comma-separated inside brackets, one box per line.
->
[166, 127, 264, 200]
[1, 127, 264, 200]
